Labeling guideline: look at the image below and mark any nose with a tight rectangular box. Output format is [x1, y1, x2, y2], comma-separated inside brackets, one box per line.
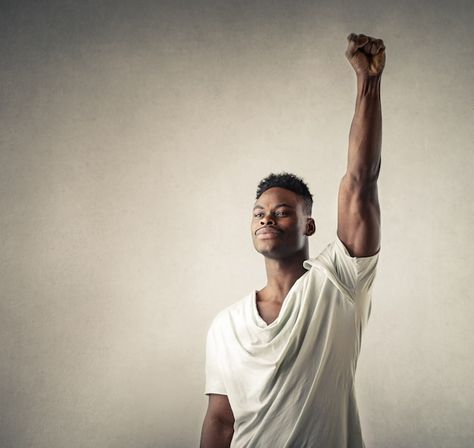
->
[260, 213, 275, 226]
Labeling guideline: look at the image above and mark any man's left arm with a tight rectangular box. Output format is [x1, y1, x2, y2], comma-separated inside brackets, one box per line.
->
[337, 33, 386, 257]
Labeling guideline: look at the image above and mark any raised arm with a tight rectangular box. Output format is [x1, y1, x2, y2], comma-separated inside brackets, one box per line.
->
[337, 33, 386, 257]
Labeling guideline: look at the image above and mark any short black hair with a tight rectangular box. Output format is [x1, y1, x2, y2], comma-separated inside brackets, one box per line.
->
[256, 172, 313, 215]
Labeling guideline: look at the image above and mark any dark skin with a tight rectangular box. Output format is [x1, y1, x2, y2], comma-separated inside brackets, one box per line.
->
[200, 33, 385, 447]
[251, 187, 315, 324]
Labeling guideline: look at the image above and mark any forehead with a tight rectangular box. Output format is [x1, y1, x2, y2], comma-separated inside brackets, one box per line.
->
[253, 187, 303, 209]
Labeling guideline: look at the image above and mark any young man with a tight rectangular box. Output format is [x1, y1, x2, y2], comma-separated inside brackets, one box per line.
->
[200, 33, 385, 448]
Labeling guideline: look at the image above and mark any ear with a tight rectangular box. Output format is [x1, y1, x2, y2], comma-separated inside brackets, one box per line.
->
[305, 217, 316, 236]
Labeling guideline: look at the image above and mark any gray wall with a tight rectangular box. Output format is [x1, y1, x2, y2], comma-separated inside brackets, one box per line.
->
[1, 1, 473, 447]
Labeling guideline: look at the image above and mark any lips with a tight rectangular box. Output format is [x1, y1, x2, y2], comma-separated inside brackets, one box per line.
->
[255, 226, 282, 236]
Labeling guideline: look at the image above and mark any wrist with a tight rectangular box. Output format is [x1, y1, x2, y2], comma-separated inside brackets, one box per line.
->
[356, 74, 381, 96]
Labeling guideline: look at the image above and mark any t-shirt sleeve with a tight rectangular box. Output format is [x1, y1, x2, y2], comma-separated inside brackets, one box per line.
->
[204, 320, 227, 395]
[304, 236, 379, 323]
[324, 237, 379, 297]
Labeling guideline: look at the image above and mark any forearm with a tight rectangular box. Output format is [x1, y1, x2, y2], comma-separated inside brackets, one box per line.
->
[338, 34, 384, 256]
[346, 75, 382, 183]
[200, 416, 234, 448]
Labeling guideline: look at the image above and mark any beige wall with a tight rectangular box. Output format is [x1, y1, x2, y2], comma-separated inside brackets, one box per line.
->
[1, 1, 473, 447]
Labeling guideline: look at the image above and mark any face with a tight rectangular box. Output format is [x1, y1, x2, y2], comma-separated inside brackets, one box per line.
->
[251, 187, 315, 259]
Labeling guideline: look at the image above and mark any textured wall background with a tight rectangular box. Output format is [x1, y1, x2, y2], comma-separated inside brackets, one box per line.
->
[1, 1, 473, 447]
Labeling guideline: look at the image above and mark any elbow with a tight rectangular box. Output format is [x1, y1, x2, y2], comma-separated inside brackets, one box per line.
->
[342, 172, 379, 190]
[200, 416, 234, 448]
[345, 160, 381, 186]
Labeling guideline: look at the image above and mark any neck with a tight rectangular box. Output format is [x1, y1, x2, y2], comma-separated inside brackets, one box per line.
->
[259, 246, 309, 304]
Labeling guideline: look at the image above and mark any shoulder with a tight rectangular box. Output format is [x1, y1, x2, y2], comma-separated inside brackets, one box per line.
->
[305, 237, 379, 271]
[303, 236, 380, 299]
[208, 293, 252, 334]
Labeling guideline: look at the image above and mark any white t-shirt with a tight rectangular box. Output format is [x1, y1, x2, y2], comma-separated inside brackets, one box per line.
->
[204, 237, 379, 448]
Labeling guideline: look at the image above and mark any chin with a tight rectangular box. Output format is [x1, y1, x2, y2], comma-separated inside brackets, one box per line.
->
[255, 245, 289, 260]
[254, 240, 307, 260]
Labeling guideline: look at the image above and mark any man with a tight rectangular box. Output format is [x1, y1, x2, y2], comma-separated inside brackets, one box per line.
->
[200, 33, 385, 447]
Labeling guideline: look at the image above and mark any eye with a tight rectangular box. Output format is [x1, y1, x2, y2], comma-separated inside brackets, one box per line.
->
[253, 212, 264, 218]
[275, 209, 288, 217]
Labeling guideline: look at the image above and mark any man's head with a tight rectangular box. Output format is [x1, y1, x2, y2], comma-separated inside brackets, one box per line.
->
[251, 173, 316, 260]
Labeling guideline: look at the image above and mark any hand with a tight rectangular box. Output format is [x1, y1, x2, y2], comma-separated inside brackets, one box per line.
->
[345, 33, 385, 77]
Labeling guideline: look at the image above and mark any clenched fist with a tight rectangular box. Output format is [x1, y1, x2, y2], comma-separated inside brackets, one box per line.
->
[346, 33, 385, 77]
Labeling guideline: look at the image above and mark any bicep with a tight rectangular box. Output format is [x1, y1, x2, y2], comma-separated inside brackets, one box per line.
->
[205, 394, 235, 427]
[201, 394, 234, 448]
[337, 175, 380, 257]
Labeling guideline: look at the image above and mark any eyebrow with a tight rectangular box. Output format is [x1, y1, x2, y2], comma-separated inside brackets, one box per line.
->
[253, 203, 296, 210]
